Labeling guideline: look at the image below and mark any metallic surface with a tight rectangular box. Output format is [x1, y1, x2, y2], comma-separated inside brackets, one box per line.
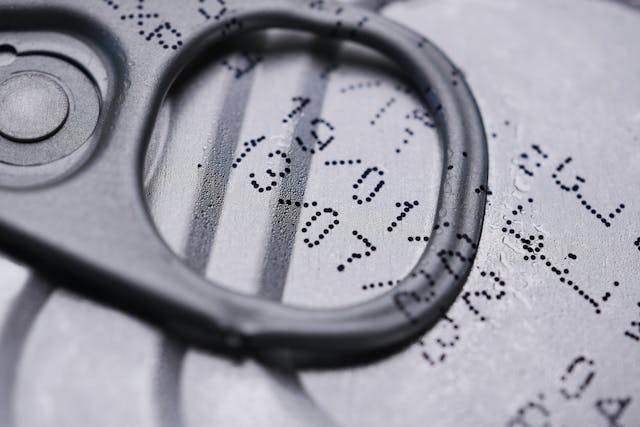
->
[0, 73, 69, 143]
[0, 0, 639, 426]
[0, 47, 100, 167]
[0, 0, 488, 355]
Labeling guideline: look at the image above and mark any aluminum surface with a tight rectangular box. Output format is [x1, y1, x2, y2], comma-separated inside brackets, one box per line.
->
[0, 0, 488, 355]
[0, 0, 639, 426]
[0, 73, 69, 143]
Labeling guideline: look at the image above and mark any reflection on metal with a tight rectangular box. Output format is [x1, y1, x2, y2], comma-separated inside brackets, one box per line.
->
[0, 0, 638, 426]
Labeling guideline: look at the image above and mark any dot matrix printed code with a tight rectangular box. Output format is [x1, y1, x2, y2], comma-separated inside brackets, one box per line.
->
[412, 266, 507, 366]
[278, 199, 340, 249]
[100, 0, 232, 51]
[111, 0, 634, 319]
[625, 302, 640, 342]
[352, 167, 385, 205]
[222, 53, 263, 79]
[499, 200, 604, 314]
[283, 96, 310, 123]
[295, 118, 335, 153]
[324, 158, 362, 166]
[507, 355, 633, 426]
[387, 201, 419, 232]
[197, 0, 227, 21]
[336, 80, 437, 154]
[8, 0, 640, 427]
[369, 96, 396, 125]
[249, 150, 292, 192]
[115, 0, 184, 50]
[390, 226, 488, 367]
[336, 230, 377, 272]
[398, 119, 637, 380]
[516, 143, 627, 228]
[203, 39, 445, 291]
[511, 143, 630, 315]
[551, 156, 625, 227]
[95, 0, 449, 313]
